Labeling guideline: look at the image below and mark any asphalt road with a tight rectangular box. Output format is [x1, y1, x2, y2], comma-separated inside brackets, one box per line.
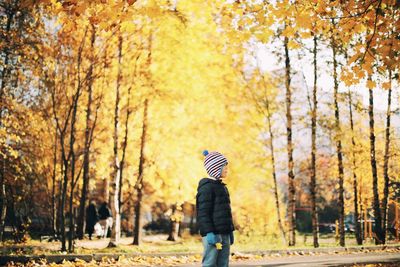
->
[173, 252, 400, 267]
[227, 252, 400, 267]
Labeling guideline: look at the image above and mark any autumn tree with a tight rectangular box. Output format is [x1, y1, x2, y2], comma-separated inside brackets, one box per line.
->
[244, 66, 287, 245]
[76, 24, 101, 240]
[0, 0, 48, 241]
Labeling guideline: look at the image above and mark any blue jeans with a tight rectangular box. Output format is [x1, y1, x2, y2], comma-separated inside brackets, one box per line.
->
[202, 234, 230, 267]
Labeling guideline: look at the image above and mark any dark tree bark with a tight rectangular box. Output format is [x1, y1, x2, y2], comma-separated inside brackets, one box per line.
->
[57, 175, 62, 236]
[284, 33, 296, 247]
[382, 70, 392, 244]
[189, 204, 197, 235]
[56, 95, 71, 252]
[348, 90, 362, 245]
[167, 204, 179, 241]
[67, 27, 88, 252]
[60, 143, 69, 252]
[368, 84, 384, 244]
[133, 99, 149, 246]
[51, 129, 58, 238]
[310, 33, 319, 248]
[331, 22, 345, 247]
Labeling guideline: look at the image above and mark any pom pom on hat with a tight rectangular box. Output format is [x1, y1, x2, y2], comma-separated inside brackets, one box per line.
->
[203, 150, 209, 156]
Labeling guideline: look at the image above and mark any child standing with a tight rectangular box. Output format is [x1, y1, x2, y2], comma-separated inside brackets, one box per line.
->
[196, 150, 234, 267]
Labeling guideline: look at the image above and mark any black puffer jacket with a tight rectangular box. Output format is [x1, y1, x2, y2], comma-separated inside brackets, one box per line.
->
[196, 178, 234, 236]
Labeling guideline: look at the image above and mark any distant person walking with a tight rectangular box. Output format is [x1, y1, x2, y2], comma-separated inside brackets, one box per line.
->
[196, 150, 235, 267]
[98, 202, 113, 238]
[86, 200, 98, 240]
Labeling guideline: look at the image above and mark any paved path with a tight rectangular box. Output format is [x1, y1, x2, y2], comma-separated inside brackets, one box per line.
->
[231, 252, 400, 267]
[177, 252, 400, 267]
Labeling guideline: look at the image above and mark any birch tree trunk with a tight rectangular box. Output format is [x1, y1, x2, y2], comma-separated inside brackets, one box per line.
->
[382, 71, 392, 244]
[331, 22, 345, 247]
[348, 90, 362, 245]
[310, 33, 319, 248]
[109, 34, 123, 247]
[259, 73, 287, 246]
[368, 83, 384, 244]
[284, 32, 296, 246]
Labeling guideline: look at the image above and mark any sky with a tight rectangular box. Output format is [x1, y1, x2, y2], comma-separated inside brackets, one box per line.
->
[254, 41, 399, 113]
[244, 39, 400, 181]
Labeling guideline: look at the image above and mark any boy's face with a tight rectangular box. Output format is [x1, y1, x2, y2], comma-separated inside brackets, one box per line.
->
[220, 165, 228, 179]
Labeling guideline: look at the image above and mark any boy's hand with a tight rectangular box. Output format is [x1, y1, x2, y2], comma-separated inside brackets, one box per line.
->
[206, 232, 221, 245]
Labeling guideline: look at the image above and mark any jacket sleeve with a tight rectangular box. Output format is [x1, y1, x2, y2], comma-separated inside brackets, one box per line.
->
[196, 184, 215, 235]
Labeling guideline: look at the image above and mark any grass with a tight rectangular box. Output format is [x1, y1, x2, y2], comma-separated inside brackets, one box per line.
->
[0, 232, 394, 256]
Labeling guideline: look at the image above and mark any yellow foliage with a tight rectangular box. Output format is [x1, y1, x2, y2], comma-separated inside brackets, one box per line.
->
[366, 80, 376, 89]
[3, 0, 400, 248]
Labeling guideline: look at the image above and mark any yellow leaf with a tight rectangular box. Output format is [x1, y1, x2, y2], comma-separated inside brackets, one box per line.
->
[120, 21, 136, 33]
[382, 82, 391, 90]
[367, 80, 376, 89]
[299, 30, 312, 39]
[288, 39, 301, 49]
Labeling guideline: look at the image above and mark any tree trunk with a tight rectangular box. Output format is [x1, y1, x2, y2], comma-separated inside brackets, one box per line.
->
[118, 84, 132, 213]
[109, 34, 123, 247]
[348, 90, 362, 245]
[368, 84, 384, 244]
[102, 46, 110, 205]
[67, 97, 78, 253]
[360, 195, 364, 241]
[382, 71, 392, 244]
[77, 24, 96, 240]
[67, 27, 88, 252]
[60, 152, 68, 252]
[167, 204, 179, 241]
[331, 24, 345, 247]
[284, 33, 296, 247]
[310, 34, 319, 248]
[0, 4, 15, 243]
[133, 99, 149, 246]
[189, 204, 197, 235]
[261, 74, 286, 246]
[9, 192, 19, 243]
[52, 89, 71, 252]
[0, 178, 6, 242]
[56, 175, 62, 236]
[51, 130, 58, 238]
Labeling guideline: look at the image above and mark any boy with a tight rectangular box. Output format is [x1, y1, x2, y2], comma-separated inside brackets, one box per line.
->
[196, 150, 235, 267]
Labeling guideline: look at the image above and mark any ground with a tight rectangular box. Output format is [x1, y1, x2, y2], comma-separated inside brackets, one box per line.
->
[2, 234, 400, 266]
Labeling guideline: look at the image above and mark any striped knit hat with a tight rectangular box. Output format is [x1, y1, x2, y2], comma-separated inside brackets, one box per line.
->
[203, 150, 228, 179]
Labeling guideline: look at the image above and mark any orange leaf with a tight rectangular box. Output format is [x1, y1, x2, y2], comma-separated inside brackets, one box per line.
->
[367, 80, 376, 89]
